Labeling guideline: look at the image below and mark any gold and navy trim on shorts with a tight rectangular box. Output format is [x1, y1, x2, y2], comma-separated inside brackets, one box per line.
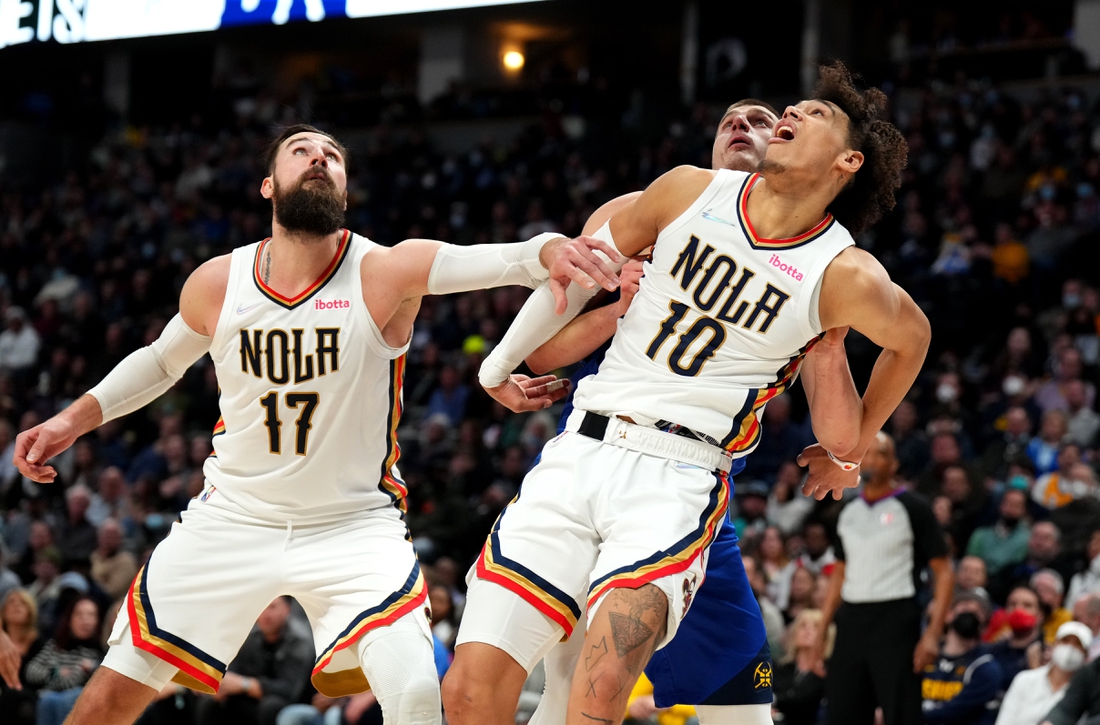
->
[311, 560, 428, 697]
[252, 229, 351, 309]
[378, 355, 409, 514]
[476, 497, 584, 637]
[126, 563, 228, 694]
[721, 335, 822, 452]
[587, 470, 730, 609]
[735, 174, 834, 251]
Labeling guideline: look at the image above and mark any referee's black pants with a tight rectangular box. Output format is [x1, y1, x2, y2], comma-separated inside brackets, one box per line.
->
[825, 598, 923, 725]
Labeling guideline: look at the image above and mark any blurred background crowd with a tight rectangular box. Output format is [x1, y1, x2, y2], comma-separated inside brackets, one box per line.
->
[2, 0, 1100, 724]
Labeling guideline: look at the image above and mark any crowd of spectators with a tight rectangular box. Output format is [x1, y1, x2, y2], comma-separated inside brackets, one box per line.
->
[1, 31, 1100, 724]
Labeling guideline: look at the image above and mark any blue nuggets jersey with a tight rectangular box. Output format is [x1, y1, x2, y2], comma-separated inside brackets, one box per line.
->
[555, 318, 769, 707]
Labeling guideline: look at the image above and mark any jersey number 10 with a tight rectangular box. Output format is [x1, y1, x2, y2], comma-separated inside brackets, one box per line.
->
[259, 392, 319, 455]
[645, 301, 727, 377]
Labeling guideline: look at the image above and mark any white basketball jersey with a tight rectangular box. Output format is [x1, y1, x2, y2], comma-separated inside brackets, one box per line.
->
[573, 170, 855, 458]
[202, 230, 410, 521]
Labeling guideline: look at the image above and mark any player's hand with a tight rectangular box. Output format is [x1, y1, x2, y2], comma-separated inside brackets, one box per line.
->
[0, 629, 22, 690]
[913, 632, 939, 673]
[797, 444, 860, 501]
[485, 374, 571, 413]
[13, 415, 80, 483]
[541, 236, 623, 315]
[613, 259, 645, 316]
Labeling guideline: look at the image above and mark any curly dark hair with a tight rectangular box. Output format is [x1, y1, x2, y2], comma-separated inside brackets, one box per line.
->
[812, 61, 907, 236]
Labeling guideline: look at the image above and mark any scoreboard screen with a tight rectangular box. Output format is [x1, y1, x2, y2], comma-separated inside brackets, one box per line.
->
[0, 0, 547, 48]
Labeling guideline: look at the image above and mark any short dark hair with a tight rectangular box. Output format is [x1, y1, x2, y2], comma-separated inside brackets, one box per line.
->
[725, 98, 779, 118]
[811, 61, 907, 236]
[263, 124, 349, 175]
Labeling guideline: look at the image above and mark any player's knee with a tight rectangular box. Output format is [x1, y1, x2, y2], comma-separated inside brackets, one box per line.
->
[440, 663, 487, 717]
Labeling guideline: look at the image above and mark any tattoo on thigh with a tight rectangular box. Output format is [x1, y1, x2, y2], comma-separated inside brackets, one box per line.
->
[608, 612, 654, 658]
[581, 714, 613, 724]
[585, 636, 609, 671]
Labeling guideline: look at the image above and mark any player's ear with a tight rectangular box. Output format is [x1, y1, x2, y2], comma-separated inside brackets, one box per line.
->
[343, 189, 348, 211]
[837, 149, 863, 175]
[260, 176, 274, 200]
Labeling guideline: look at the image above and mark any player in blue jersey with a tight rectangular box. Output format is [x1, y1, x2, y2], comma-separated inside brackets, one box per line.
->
[519, 98, 864, 725]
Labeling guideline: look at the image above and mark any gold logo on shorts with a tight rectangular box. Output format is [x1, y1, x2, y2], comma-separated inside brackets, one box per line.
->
[754, 662, 772, 689]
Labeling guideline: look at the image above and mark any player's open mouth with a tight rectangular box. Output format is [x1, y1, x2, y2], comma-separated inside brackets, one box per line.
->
[771, 122, 796, 143]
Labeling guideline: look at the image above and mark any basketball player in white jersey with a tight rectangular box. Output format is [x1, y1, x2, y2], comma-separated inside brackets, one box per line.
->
[442, 63, 927, 725]
[522, 98, 862, 725]
[8, 124, 617, 725]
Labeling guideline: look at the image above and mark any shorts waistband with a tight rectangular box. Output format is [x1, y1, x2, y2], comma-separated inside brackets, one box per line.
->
[566, 410, 733, 474]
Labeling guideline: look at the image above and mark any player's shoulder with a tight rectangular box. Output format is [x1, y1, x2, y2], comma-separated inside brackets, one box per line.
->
[187, 253, 234, 294]
[823, 246, 892, 300]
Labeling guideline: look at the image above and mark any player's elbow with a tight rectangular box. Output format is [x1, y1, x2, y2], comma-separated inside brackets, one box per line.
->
[818, 427, 861, 461]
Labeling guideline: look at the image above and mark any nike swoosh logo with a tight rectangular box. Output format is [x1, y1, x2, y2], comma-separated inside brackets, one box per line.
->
[701, 210, 740, 227]
[236, 302, 263, 315]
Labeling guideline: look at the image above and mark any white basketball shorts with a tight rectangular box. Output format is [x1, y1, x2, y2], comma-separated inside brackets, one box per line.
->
[459, 409, 731, 668]
[105, 497, 430, 696]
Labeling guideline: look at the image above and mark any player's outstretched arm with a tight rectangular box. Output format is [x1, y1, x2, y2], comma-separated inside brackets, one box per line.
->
[361, 234, 622, 332]
[526, 193, 642, 374]
[12, 258, 227, 483]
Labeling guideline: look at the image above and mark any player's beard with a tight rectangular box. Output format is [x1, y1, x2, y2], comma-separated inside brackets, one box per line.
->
[757, 158, 787, 176]
[272, 172, 345, 237]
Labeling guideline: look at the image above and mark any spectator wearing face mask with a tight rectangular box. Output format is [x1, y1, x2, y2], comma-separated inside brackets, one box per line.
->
[920, 601, 1002, 725]
[985, 586, 1045, 693]
[997, 621, 1092, 725]
[966, 489, 1031, 578]
[1040, 631, 1100, 725]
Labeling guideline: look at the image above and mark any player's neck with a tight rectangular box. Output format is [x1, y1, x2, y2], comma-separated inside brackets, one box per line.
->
[746, 174, 831, 239]
[264, 224, 344, 294]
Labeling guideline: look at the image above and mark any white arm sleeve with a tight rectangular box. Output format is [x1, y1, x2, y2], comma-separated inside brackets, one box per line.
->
[479, 221, 624, 387]
[426, 232, 563, 295]
[88, 314, 212, 423]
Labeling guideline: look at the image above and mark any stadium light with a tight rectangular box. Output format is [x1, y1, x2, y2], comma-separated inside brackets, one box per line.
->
[503, 50, 525, 71]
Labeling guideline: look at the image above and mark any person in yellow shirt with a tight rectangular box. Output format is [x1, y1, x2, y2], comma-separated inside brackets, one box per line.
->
[989, 223, 1029, 285]
[625, 673, 697, 725]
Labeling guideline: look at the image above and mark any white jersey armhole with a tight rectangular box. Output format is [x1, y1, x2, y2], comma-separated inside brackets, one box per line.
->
[354, 236, 413, 360]
[210, 247, 247, 352]
[797, 233, 856, 341]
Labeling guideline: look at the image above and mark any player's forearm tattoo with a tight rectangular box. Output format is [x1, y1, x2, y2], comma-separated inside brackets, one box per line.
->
[608, 612, 654, 658]
[581, 714, 612, 724]
[585, 636, 609, 671]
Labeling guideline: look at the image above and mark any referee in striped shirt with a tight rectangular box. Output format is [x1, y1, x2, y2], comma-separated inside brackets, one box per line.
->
[817, 431, 955, 725]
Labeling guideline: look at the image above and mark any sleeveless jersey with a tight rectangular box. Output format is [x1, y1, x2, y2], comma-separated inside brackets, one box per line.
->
[201, 230, 410, 521]
[573, 169, 854, 459]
